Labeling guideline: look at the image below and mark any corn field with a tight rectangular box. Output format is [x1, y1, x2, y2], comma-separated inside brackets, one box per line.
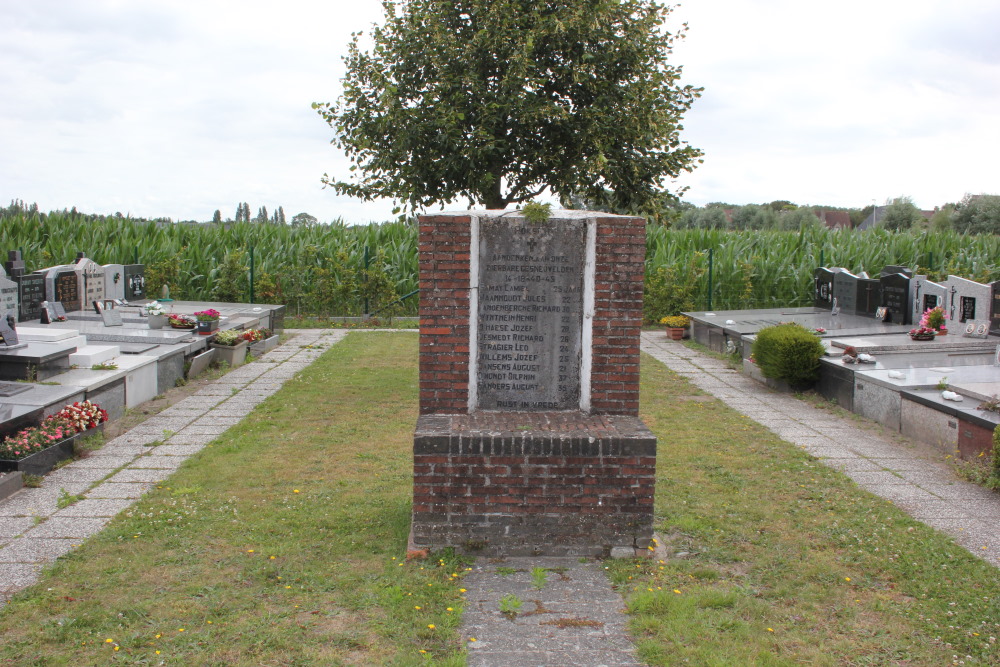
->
[3, 206, 998, 317]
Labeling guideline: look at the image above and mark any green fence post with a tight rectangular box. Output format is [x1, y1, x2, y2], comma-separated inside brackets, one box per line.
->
[134, 247, 139, 264]
[819, 249, 824, 268]
[249, 244, 255, 304]
[363, 245, 371, 316]
[707, 248, 714, 312]
[928, 251, 934, 274]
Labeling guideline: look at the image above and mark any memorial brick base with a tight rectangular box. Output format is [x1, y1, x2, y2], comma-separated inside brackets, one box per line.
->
[411, 412, 656, 557]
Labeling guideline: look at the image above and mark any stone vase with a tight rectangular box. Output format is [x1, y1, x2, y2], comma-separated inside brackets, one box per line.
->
[148, 313, 167, 329]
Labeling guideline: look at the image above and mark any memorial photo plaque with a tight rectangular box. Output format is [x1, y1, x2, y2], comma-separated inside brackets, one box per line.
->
[124, 265, 145, 300]
[476, 218, 585, 411]
[960, 296, 976, 323]
[813, 268, 835, 310]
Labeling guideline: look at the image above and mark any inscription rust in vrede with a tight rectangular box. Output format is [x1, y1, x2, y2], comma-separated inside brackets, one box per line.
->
[476, 217, 584, 411]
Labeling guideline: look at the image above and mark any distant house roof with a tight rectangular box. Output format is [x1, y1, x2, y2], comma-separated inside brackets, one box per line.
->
[816, 210, 851, 229]
[858, 206, 887, 231]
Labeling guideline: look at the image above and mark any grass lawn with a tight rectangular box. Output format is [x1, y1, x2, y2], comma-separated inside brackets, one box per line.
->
[0, 332, 996, 665]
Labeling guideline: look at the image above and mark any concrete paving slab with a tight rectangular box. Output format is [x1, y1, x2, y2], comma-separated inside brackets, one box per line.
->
[130, 455, 186, 470]
[152, 444, 207, 457]
[43, 466, 111, 486]
[157, 406, 209, 419]
[0, 517, 36, 541]
[53, 498, 137, 518]
[106, 467, 173, 484]
[26, 516, 109, 539]
[170, 395, 227, 410]
[83, 485, 152, 501]
[67, 455, 134, 470]
[0, 538, 76, 563]
[0, 563, 43, 595]
[844, 471, 909, 486]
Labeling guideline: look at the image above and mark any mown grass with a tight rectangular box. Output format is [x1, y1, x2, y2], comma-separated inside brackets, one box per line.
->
[1, 334, 998, 665]
[611, 355, 1000, 665]
[0, 333, 467, 666]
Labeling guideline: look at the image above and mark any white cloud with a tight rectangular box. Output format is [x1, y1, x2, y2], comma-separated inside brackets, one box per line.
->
[0, 0, 996, 224]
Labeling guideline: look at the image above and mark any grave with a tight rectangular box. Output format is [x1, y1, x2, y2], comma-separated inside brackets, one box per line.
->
[123, 265, 146, 300]
[858, 276, 882, 316]
[832, 270, 860, 316]
[14, 271, 44, 322]
[911, 277, 947, 323]
[879, 272, 912, 324]
[411, 210, 656, 557]
[76, 258, 107, 305]
[103, 263, 125, 300]
[0, 310, 27, 351]
[813, 267, 839, 310]
[941, 275, 991, 326]
[0, 268, 17, 317]
[40, 265, 84, 312]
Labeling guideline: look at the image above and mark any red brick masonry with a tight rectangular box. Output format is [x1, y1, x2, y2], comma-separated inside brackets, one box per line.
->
[412, 412, 656, 556]
[413, 211, 655, 556]
[418, 212, 645, 415]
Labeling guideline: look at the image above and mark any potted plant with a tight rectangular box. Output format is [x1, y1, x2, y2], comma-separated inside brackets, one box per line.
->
[920, 306, 947, 335]
[194, 308, 221, 335]
[144, 301, 167, 329]
[0, 401, 109, 475]
[210, 328, 248, 367]
[243, 328, 278, 354]
[659, 315, 690, 341]
[167, 313, 196, 329]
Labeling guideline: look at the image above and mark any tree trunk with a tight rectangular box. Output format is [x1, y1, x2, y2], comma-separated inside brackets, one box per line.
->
[482, 170, 507, 209]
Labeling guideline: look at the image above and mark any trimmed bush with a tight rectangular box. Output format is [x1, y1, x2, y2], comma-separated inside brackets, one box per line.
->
[751, 323, 826, 388]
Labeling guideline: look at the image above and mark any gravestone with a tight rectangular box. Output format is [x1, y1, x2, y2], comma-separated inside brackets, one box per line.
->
[412, 210, 655, 557]
[51, 302, 68, 321]
[4, 251, 25, 278]
[16, 273, 45, 322]
[991, 281, 1000, 336]
[0, 268, 17, 317]
[53, 270, 82, 312]
[832, 271, 859, 316]
[912, 277, 947, 323]
[880, 272, 912, 325]
[858, 277, 882, 316]
[101, 307, 124, 327]
[814, 267, 837, 309]
[941, 275, 992, 325]
[76, 258, 106, 305]
[0, 311, 25, 349]
[881, 264, 913, 278]
[103, 263, 125, 300]
[123, 265, 146, 300]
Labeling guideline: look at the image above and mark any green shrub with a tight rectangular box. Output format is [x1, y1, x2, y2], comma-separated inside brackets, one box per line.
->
[751, 323, 825, 388]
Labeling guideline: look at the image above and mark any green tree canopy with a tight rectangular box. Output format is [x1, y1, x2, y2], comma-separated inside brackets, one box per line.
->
[952, 194, 1000, 234]
[879, 196, 922, 231]
[316, 0, 703, 213]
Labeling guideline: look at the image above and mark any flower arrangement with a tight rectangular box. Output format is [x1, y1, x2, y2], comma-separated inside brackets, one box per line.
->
[213, 329, 243, 346]
[813, 327, 826, 335]
[909, 326, 938, 340]
[241, 328, 271, 343]
[194, 308, 221, 322]
[144, 302, 165, 316]
[919, 306, 947, 331]
[0, 401, 108, 461]
[167, 313, 196, 329]
[659, 315, 690, 328]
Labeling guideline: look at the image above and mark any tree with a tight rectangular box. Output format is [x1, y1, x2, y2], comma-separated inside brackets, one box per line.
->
[255, 206, 268, 224]
[291, 212, 318, 227]
[952, 194, 1000, 234]
[212, 209, 222, 224]
[316, 0, 702, 213]
[879, 196, 921, 231]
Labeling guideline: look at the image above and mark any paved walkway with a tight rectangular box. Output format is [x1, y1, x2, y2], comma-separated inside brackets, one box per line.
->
[641, 331, 1000, 566]
[0, 328, 345, 603]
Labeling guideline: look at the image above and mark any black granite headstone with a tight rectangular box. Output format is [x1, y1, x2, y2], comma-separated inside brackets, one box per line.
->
[15, 273, 44, 322]
[832, 272, 859, 316]
[858, 278, 881, 316]
[814, 268, 835, 309]
[880, 265, 913, 278]
[4, 251, 25, 278]
[54, 270, 81, 311]
[124, 264, 145, 300]
[880, 273, 911, 325]
[476, 217, 585, 411]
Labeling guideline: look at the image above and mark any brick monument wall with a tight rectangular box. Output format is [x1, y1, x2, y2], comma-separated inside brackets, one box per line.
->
[412, 210, 656, 557]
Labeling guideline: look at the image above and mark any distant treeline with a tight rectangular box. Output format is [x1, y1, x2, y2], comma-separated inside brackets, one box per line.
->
[4, 200, 1000, 320]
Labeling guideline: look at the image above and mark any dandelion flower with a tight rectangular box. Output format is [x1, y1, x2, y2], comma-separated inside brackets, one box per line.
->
[427, 624, 435, 630]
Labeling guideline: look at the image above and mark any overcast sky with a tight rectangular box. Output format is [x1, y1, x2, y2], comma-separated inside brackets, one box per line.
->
[1, 1, 997, 224]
